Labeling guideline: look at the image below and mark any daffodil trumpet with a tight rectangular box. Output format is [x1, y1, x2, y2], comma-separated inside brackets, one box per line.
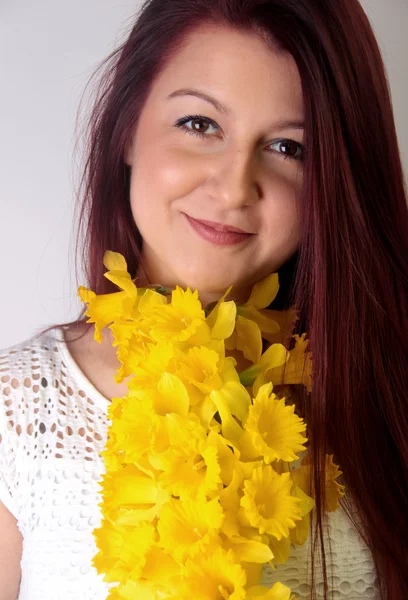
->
[78, 250, 345, 600]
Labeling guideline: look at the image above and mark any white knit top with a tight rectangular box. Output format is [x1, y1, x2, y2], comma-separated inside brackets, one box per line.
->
[0, 328, 381, 600]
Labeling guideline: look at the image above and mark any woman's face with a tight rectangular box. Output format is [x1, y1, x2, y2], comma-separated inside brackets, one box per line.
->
[125, 24, 304, 306]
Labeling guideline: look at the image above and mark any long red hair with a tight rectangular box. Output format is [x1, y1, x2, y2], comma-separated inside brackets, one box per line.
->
[38, 0, 408, 597]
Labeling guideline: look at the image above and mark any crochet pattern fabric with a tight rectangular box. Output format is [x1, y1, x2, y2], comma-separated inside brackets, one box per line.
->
[0, 329, 381, 599]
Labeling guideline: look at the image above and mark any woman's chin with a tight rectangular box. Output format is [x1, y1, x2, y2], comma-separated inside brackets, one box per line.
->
[178, 277, 251, 307]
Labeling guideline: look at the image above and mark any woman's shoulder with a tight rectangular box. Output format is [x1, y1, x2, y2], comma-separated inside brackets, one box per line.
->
[0, 328, 63, 401]
[0, 323, 110, 463]
[0, 326, 110, 439]
[0, 329, 66, 444]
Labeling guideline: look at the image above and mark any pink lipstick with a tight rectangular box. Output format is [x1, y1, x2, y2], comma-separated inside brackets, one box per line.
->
[184, 214, 254, 246]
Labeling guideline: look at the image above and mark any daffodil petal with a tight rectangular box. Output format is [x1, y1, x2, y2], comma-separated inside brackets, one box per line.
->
[217, 380, 251, 421]
[246, 581, 294, 599]
[291, 484, 315, 517]
[259, 343, 289, 369]
[226, 537, 273, 563]
[266, 534, 292, 566]
[209, 300, 237, 340]
[289, 511, 310, 546]
[210, 390, 244, 445]
[138, 288, 167, 316]
[77, 287, 130, 343]
[103, 250, 129, 272]
[239, 305, 280, 334]
[156, 372, 190, 416]
[236, 316, 263, 364]
[104, 270, 137, 296]
[246, 272, 280, 309]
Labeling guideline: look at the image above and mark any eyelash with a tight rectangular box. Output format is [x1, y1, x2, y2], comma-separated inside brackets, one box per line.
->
[174, 114, 304, 162]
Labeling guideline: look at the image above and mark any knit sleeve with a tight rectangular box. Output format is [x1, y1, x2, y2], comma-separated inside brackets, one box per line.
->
[0, 370, 20, 521]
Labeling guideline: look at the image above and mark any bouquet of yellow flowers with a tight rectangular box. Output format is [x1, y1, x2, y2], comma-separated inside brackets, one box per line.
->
[78, 251, 345, 600]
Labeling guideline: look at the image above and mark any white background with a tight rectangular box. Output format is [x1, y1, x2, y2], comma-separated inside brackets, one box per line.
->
[1, 0, 407, 348]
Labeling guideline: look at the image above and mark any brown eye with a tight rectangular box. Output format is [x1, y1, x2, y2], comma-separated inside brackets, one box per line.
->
[175, 114, 218, 139]
[190, 117, 211, 133]
[279, 140, 297, 156]
[270, 139, 304, 161]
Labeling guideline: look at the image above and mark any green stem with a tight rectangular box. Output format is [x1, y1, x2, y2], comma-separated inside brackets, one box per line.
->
[239, 364, 263, 387]
[139, 285, 174, 296]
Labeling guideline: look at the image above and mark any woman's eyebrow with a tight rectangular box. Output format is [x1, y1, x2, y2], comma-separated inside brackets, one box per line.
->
[167, 87, 231, 115]
[166, 87, 304, 130]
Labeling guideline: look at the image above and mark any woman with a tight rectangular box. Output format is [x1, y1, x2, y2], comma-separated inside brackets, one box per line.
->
[0, 0, 407, 598]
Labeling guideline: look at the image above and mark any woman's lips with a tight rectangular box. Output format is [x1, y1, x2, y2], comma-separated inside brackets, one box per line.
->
[190, 218, 250, 234]
[184, 213, 254, 246]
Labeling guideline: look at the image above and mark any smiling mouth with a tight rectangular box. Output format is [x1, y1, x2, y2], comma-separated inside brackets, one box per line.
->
[184, 213, 254, 247]
[188, 217, 252, 234]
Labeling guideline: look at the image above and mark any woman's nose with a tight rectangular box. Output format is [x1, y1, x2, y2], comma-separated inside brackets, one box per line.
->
[211, 150, 260, 210]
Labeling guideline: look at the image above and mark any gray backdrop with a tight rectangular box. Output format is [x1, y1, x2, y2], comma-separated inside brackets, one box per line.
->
[1, 0, 407, 348]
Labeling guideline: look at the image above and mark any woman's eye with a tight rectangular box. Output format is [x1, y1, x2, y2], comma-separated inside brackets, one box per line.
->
[174, 114, 304, 162]
[175, 115, 219, 138]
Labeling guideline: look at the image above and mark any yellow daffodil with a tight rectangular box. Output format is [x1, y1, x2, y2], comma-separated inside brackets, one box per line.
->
[100, 463, 168, 525]
[157, 496, 223, 561]
[93, 519, 156, 583]
[184, 346, 240, 427]
[105, 394, 168, 464]
[108, 321, 148, 384]
[153, 437, 222, 501]
[324, 455, 346, 511]
[210, 382, 307, 468]
[77, 251, 345, 600]
[252, 334, 313, 395]
[78, 251, 145, 344]
[77, 287, 133, 344]
[239, 466, 302, 539]
[120, 340, 175, 389]
[147, 286, 211, 345]
[225, 273, 281, 364]
[131, 371, 190, 417]
[108, 546, 183, 599]
[291, 453, 346, 512]
[148, 413, 222, 500]
[242, 382, 308, 463]
[181, 547, 247, 600]
[251, 458, 315, 551]
[138, 546, 182, 593]
[175, 344, 225, 403]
